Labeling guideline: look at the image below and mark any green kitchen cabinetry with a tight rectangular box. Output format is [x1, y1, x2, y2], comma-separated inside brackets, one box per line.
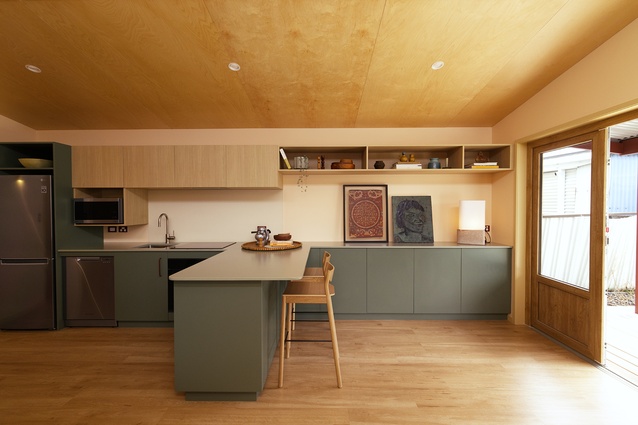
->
[306, 247, 371, 315]
[114, 252, 169, 322]
[367, 248, 414, 313]
[414, 248, 462, 313]
[113, 251, 220, 323]
[305, 248, 367, 314]
[307, 245, 511, 319]
[461, 248, 512, 314]
[331, 248, 367, 313]
[60, 250, 220, 325]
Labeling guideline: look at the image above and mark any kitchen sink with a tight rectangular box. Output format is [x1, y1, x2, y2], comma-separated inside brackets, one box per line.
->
[133, 242, 235, 249]
[134, 243, 177, 249]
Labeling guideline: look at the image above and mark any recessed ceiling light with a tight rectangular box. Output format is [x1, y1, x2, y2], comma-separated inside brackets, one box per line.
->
[25, 64, 42, 73]
[431, 61, 445, 70]
[228, 62, 240, 71]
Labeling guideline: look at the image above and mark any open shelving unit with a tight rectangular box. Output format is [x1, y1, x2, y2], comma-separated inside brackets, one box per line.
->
[278, 144, 512, 174]
[0, 143, 55, 173]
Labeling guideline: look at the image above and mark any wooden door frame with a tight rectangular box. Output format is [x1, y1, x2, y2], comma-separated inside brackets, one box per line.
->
[527, 130, 607, 362]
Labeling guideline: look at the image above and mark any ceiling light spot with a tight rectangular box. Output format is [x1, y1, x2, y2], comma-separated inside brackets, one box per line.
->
[431, 61, 445, 70]
[228, 62, 240, 71]
[25, 64, 42, 73]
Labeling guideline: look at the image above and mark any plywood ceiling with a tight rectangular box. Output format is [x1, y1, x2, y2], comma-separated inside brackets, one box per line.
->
[1, 0, 637, 130]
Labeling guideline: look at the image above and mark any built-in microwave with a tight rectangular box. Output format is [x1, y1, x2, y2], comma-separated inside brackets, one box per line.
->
[73, 198, 123, 224]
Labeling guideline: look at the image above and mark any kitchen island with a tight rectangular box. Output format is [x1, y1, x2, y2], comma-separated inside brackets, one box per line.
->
[170, 241, 310, 401]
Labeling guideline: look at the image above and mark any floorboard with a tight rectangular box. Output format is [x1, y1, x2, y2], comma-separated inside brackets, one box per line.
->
[1, 320, 636, 424]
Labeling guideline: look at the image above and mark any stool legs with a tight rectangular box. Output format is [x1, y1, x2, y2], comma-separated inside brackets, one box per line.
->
[278, 261, 341, 388]
[285, 302, 293, 358]
[326, 300, 343, 388]
[278, 297, 342, 388]
[278, 297, 287, 388]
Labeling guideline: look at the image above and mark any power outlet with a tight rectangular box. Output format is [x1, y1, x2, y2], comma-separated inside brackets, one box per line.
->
[107, 226, 117, 233]
[485, 225, 491, 232]
[118, 226, 128, 233]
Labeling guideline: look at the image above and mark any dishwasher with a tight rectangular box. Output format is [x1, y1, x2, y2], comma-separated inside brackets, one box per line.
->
[65, 257, 116, 327]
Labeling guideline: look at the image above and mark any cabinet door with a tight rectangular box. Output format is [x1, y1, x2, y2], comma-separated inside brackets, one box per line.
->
[300, 248, 366, 314]
[123, 146, 175, 188]
[414, 249, 461, 313]
[461, 248, 512, 314]
[114, 252, 168, 321]
[226, 145, 282, 188]
[367, 249, 413, 313]
[331, 249, 367, 314]
[72, 146, 124, 188]
[174, 145, 226, 187]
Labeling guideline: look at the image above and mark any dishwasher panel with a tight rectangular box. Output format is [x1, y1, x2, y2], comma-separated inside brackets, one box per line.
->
[65, 257, 116, 327]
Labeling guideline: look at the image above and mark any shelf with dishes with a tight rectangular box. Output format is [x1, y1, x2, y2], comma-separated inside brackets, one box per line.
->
[0, 143, 55, 172]
[278, 144, 511, 174]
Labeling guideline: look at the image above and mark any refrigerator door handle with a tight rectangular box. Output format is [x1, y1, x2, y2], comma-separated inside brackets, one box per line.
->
[0, 258, 50, 265]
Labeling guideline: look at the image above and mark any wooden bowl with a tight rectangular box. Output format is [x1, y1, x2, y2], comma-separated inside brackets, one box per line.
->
[331, 162, 355, 169]
[19, 158, 53, 168]
[273, 233, 292, 241]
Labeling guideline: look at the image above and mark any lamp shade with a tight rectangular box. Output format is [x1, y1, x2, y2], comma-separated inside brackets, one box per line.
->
[459, 200, 485, 230]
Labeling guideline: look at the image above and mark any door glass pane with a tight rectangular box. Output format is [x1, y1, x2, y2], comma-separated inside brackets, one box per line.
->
[540, 143, 592, 289]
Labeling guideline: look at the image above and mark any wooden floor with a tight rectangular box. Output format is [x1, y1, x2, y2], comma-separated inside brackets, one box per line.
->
[1, 320, 637, 425]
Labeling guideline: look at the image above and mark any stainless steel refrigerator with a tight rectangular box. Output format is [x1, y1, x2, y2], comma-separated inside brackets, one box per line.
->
[0, 175, 55, 330]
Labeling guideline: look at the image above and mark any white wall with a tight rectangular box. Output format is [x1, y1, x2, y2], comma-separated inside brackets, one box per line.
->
[282, 173, 493, 243]
[110, 189, 284, 244]
[0, 115, 36, 141]
[493, 17, 638, 324]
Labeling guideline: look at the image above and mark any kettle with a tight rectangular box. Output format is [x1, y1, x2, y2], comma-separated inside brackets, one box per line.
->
[252, 225, 271, 247]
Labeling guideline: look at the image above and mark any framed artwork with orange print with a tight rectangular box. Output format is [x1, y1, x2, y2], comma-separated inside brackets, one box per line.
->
[343, 185, 388, 242]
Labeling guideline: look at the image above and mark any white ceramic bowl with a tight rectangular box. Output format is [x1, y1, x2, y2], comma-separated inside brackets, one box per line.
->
[19, 158, 53, 168]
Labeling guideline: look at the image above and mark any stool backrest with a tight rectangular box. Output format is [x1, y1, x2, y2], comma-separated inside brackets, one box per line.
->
[322, 251, 332, 274]
[324, 261, 335, 297]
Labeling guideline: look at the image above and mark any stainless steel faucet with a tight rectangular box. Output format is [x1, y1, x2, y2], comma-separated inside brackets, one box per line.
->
[158, 213, 176, 244]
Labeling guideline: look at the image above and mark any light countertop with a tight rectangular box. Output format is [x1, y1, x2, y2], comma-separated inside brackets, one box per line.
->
[169, 241, 310, 282]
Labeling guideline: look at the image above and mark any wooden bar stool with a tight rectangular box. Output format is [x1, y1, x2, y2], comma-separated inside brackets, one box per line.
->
[304, 250, 331, 277]
[292, 250, 331, 330]
[278, 261, 342, 388]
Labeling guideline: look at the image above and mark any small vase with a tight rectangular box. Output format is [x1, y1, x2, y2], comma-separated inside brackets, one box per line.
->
[374, 160, 385, 169]
[427, 158, 441, 169]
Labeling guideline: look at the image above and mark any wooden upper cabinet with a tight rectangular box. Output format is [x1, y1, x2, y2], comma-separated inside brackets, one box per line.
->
[174, 145, 226, 188]
[72, 146, 124, 188]
[226, 145, 282, 188]
[72, 144, 281, 189]
[123, 146, 175, 188]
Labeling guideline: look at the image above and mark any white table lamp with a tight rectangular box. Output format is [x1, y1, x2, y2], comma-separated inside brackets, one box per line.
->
[457, 200, 485, 245]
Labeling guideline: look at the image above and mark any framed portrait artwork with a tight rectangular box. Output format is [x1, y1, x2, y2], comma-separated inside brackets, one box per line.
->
[343, 185, 388, 242]
[391, 196, 434, 243]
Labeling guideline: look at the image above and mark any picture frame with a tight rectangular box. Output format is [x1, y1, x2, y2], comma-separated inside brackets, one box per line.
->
[391, 196, 434, 243]
[343, 185, 388, 242]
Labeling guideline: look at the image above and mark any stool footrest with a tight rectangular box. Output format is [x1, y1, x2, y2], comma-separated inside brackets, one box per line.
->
[286, 338, 331, 343]
[292, 309, 327, 314]
[292, 319, 328, 323]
